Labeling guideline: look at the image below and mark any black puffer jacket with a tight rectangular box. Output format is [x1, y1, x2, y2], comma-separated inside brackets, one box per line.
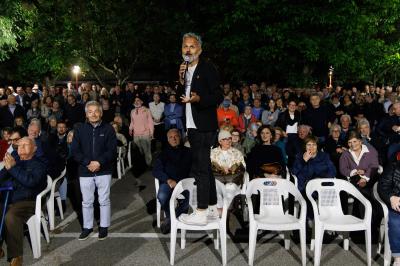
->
[378, 161, 400, 206]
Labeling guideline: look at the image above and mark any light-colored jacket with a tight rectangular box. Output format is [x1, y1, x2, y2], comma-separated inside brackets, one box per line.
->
[129, 107, 154, 137]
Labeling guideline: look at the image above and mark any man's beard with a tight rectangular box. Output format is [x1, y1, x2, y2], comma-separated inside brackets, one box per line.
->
[182, 53, 199, 63]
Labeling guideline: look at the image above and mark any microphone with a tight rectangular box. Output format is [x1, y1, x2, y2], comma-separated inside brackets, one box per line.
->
[181, 55, 190, 81]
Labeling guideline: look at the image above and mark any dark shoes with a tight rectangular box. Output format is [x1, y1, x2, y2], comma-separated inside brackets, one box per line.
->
[98, 227, 108, 240]
[78, 228, 93, 241]
[10, 256, 23, 266]
[160, 219, 171, 235]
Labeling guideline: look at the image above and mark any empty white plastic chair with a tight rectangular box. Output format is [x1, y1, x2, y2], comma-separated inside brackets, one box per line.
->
[246, 178, 307, 266]
[306, 178, 372, 266]
[169, 178, 229, 265]
[373, 183, 391, 266]
[47, 168, 66, 231]
[26, 176, 52, 259]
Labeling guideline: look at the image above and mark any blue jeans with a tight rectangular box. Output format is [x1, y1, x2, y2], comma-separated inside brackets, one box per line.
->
[157, 183, 189, 219]
[389, 209, 400, 256]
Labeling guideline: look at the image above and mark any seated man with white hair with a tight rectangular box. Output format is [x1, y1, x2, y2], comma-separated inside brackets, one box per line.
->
[152, 129, 191, 234]
[0, 137, 47, 265]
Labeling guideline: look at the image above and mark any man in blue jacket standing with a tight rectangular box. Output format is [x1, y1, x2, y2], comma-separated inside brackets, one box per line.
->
[71, 101, 117, 241]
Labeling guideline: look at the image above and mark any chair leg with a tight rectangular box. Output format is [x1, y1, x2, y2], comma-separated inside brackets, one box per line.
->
[313, 226, 324, 266]
[300, 228, 307, 266]
[180, 229, 186, 249]
[41, 214, 50, 243]
[248, 224, 257, 266]
[365, 228, 371, 266]
[46, 195, 54, 231]
[284, 231, 291, 250]
[27, 217, 40, 259]
[156, 200, 161, 228]
[117, 160, 122, 179]
[170, 225, 177, 265]
[342, 231, 350, 251]
[220, 228, 227, 266]
[214, 230, 219, 250]
[383, 225, 391, 266]
[56, 195, 64, 220]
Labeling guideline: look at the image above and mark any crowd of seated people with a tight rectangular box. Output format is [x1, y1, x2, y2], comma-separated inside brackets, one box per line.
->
[1, 82, 400, 264]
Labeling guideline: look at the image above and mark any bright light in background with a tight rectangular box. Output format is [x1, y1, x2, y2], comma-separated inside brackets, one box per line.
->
[72, 65, 81, 75]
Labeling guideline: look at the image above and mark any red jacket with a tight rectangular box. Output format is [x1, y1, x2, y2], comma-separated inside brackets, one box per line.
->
[0, 140, 9, 161]
[238, 114, 257, 133]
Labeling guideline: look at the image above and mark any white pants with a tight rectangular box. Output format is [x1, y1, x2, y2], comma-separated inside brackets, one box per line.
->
[79, 174, 111, 229]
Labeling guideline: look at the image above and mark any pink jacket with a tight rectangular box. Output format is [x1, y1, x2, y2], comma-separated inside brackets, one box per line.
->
[129, 107, 154, 137]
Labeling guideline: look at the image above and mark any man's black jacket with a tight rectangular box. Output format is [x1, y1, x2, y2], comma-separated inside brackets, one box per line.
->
[177, 59, 223, 132]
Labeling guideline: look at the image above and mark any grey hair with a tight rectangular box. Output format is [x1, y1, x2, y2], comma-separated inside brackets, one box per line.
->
[85, 100, 103, 114]
[29, 118, 41, 130]
[298, 124, 312, 133]
[330, 124, 342, 135]
[182, 32, 202, 47]
[357, 118, 370, 129]
[167, 128, 181, 137]
[340, 114, 352, 123]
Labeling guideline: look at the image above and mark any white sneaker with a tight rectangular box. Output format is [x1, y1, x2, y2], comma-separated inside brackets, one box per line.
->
[179, 209, 207, 225]
[207, 205, 219, 220]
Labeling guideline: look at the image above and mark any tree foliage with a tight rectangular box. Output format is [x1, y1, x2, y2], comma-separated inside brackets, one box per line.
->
[1, 0, 400, 86]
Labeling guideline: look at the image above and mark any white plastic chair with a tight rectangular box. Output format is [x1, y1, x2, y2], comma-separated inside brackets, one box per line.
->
[246, 178, 307, 266]
[373, 183, 391, 266]
[46, 168, 66, 231]
[169, 178, 229, 265]
[26, 176, 52, 259]
[306, 178, 372, 266]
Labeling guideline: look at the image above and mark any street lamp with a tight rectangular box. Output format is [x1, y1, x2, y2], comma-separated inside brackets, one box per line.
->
[72, 65, 81, 90]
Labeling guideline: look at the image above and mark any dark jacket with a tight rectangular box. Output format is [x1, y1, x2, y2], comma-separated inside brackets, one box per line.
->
[246, 144, 285, 179]
[302, 105, 334, 138]
[64, 103, 85, 128]
[0, 105, 26, 128]
[152, 145, 192, 183]
[177, 60, 223, 132]
[379, 161, 400, 206]
[292, 151, 336, 192]
[0, 156, 47, 204]
[275, 110, 302, 133]
[71, 121, 117, 177]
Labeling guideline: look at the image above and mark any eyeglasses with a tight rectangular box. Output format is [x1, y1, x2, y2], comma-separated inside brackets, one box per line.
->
[221, 138, 232, 141]
[9, 138, 20, 142]
[231, 134, 240, 137]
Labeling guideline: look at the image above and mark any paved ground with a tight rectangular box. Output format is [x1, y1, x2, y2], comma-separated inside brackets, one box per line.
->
[1, 168, 389, 266]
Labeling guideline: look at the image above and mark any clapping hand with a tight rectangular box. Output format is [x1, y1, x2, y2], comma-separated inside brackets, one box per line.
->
[3, 153, 16, 170]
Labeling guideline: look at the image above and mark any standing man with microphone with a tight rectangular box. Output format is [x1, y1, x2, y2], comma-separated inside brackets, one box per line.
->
[178, 32, 223, 225]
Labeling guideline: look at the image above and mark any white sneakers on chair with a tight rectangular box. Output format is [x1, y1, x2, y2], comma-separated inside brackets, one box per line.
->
[207, 205, 220, 221]
[179, 205, 220, 225]
[179, 209, 207, 225]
